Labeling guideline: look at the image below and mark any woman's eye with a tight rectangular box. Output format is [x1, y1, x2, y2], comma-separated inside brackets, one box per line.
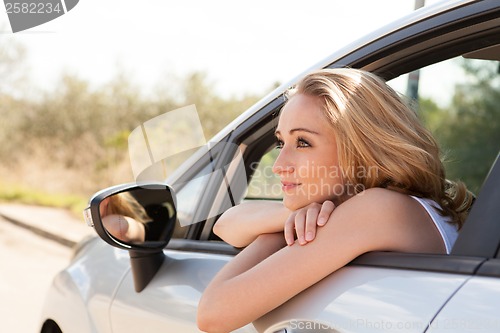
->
[275, 140, 284, 150]
[297, 138, 311, 148]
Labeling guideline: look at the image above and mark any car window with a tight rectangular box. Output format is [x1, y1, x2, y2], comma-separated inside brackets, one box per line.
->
[245, 148, 282, 200]
[170, 162, 213, 238]
[387, 56, 500, 195]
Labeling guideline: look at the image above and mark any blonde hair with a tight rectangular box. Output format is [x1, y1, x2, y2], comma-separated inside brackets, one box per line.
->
[106, 192, 148, 223]
[287, 68, 473, 228]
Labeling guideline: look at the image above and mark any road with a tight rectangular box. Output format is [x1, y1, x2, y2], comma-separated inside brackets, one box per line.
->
[0, 216, 73, 333]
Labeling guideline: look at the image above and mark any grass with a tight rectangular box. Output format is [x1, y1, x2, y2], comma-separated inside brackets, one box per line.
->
[0, 182, 88, 217]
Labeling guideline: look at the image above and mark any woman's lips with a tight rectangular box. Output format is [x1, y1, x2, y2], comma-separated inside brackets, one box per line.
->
[281, 181, 301, 192]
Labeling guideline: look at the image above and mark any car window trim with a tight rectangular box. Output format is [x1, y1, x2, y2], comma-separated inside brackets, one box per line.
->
[331, 1, 500, 76]
[350, 252, 486, 275]
[476, 258, 500, 278]
[166, 238, 240, 256]
[164, 239, 487, 275]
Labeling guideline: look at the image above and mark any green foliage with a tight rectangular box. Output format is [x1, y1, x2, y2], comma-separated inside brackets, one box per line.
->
[0, 181, 87, 216]
[441, 60, 500, 193]
[246, 148, 281, 199]
[418, 59, 500, 194]
[104, 130, 130, 149]
[418, 97, 443, 134]
[176, 72, 259, 138]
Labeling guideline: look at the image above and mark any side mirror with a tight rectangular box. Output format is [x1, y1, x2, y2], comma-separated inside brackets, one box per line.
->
[84, 182, 177, 292]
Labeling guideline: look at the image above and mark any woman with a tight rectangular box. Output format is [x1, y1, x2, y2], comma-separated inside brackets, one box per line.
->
[197, 68, 472, 333]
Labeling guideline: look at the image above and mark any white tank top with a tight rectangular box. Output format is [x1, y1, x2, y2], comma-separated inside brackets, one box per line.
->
[410, 196, 458, 254]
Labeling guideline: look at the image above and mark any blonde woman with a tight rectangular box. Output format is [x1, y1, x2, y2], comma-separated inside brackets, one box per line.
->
[197, 68, 473, 333]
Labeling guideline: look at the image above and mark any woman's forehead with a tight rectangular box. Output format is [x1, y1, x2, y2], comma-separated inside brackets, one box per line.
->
[277, 94, 329, 133]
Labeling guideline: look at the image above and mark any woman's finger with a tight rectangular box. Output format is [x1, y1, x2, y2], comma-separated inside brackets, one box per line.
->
[305, 203, 321, 242]
[317, 200, 335, 226]
[294, 209, 307, 245]
[284, 212, 297, 246]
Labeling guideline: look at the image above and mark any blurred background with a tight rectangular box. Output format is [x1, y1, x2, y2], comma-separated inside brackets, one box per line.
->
[0, 0, 498, 215]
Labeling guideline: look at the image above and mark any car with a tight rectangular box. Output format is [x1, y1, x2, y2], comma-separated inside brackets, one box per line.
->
[40, 1, 500, 332]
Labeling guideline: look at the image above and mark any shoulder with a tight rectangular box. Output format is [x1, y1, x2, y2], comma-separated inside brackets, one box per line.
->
[325, 187, 434, 252]
[339, 187, 419, 217]
[323, 187, 414, 233]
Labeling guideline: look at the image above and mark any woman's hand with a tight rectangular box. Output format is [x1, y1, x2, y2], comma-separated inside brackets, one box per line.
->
[102, 214, 146, 243]
[284, 200, 335, 246]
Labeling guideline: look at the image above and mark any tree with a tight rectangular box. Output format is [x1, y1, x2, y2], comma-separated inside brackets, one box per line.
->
[436, 60, 500, 193]
[175, 71, 261, 138]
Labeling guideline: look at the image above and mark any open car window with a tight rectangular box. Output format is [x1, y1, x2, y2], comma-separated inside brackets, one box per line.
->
[387, 56, 500, 195]
[245, 148, 282, 200]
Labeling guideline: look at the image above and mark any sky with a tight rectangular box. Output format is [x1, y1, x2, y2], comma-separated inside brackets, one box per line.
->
[1, 0, 443, 99]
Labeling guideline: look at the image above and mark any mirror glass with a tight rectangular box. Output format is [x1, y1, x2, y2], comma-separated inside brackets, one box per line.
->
[99, 187, 176, 246]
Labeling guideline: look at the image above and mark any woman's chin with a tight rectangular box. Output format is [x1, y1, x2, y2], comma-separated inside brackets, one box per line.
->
[283, 197, 310, 211]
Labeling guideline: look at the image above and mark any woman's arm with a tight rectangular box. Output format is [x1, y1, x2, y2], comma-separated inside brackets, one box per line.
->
[214, 200, 335, 248]
[213, 200, 290, 248]
[197, 232, 288, 332]
[198, 189, 435, 333]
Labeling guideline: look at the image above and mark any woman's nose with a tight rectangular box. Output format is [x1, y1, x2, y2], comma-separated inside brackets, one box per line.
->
[272, 150, 295, 175]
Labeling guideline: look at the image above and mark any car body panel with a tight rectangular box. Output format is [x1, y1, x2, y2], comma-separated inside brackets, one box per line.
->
[41, 270, 96, 333]
[255, 267, 469, 333]
[109, 250, 255, 332]
[41, 239, 130, 333]
[427, 276, 500, 332]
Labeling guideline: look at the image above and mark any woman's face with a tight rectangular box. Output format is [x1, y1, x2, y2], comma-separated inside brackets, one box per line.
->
[273, 93, 343, 210]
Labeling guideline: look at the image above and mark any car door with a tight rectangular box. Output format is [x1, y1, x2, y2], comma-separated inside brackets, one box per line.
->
[427, 265, 500, 332]
[426, 156, 500, 333]
[107, 2, 500, 332]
